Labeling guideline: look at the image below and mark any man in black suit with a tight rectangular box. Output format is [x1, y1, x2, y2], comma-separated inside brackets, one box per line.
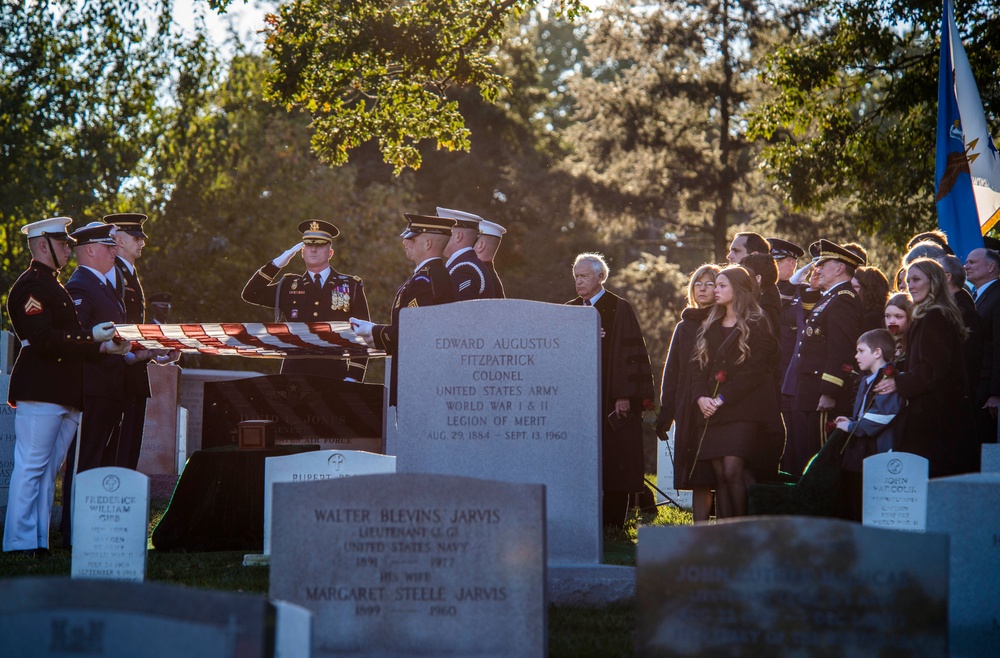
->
[437, 207, 495, 301]
[242, 220, 370, 381]
[3, 217, 125, 554]
[782, 240, 864, 475]
[61, 222, 148, 544]
[567, 253, 654, 528]
[351, 214, 457, 405]
[965, 247, 1000, 444]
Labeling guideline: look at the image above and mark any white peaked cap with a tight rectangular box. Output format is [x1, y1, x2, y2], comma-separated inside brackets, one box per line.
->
[479, 219, 507, 237]
[21, 216, 73, 239]
[436, 207, 483, 226]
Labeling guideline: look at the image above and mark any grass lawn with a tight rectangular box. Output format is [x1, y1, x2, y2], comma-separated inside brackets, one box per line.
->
[0, 478, 693, 657]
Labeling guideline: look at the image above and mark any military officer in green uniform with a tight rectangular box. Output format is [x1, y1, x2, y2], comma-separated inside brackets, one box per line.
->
[242, 220, 369, 381]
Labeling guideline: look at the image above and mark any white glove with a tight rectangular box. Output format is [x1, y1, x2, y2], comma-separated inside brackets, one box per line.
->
[153, 349, 182, 365]
[272, 242, 304, 268]
[91, 322, 117, 343]
[789, 261, 815, 286]
[350, 317, 374, 337]
[101, 337, 132, 355]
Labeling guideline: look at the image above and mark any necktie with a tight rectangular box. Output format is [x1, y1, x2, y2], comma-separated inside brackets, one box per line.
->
[314, 273, 322, 287]
[583, 299, 591, 306]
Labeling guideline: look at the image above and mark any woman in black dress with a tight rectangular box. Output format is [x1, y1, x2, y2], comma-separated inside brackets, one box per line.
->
[691, 266, 780, 518]
[874, 258, 976, 476]
[658, 264, 720, 521]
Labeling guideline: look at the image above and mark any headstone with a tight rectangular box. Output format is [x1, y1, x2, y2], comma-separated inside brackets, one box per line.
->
[636, 518, 948, 657]
[72, 467, 150, 582]
[136, 363, 181, 476]
[655, 426, 692, 509]
[270, 473, 546, 658]
[982, 443, 1000, 473]
[0, 576, 275, 657]
[393, 300, 601, 564]
[202, 374, 382, 453]
[862, 452, 928, 531]
[177, 406, 188, 474]
[262, 449, 396, 556]
[273, 600, 312, 658]
[1, 329, 15, 375]
[178, 368, 264, 453]
[0, 375, 15, 526]
[927, 473, 1000, 657]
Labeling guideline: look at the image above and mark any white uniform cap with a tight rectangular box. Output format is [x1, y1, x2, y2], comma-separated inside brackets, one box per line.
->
[21, 216, 74, 240]
[436, 207, 483, 230]
[479, 219, 507, 238]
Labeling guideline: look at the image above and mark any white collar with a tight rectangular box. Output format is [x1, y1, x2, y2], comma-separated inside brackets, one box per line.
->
[586, 288, 606, 306]
[976, 278, 998, 297]
[445, 247, 474, 267]
[307, 267, 331, 286]
[118, 258, 136, 275]
[82, 265, 113, 285]
[414, 257, 440, 274]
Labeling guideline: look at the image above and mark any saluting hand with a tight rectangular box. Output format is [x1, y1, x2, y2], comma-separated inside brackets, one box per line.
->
[272, 242, 304, 268]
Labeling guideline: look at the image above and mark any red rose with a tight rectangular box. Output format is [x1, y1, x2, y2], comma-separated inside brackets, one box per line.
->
[715, 370, 728, 384]
[887, 325, 899, 336]
[824, 421, 838, 435]
[884, 364, 898, 378]
[642, 399, 654, 412]
[841, 363, 854, 374]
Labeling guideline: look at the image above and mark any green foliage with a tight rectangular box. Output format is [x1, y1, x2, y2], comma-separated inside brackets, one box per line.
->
[749, 0, 1000, 246]
[0, 0, 186, 301]
[261, 0, 585, 172]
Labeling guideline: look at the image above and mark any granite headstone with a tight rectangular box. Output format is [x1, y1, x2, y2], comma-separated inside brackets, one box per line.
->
[862, 452, 928, 531]
[636, 517, 948, 657]
[72, 467, 150, 582]
[927, 473, 1000, 657]
[0, 577, 275, 657]
[270, 473, 546, 658]
[260, 449, 396, 557]
[178, 369, 264, 453]
[136, 363, 181, 476]
[202, 374, 382, 453]
[393, 300, 601, 564]
[655, 426, 692, 509]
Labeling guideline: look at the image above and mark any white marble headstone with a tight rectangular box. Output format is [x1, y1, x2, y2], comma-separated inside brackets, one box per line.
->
[262, 450, 396, 555]
[927, 472, 1000, 657]
[655, 426, 693, 509]
[273, 599, 312, 658]
[393, 300, 602, 564]
[71, 467, 150, 582]
[270, 473, 546, 658]
[862, 452, 928, 531]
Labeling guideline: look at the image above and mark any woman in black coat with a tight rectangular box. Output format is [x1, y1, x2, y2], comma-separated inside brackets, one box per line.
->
[853, 266, 891, 332]
[690, 266, 781, 518]
[874, 258, 977, 476]
[658, 264, 720, 521]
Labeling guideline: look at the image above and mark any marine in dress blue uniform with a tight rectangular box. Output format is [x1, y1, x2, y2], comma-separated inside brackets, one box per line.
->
[437, 208, 495, 301]
[3, 218, 123, 553]
[241, 220, 370, 381]
[782, 240, 865, 474]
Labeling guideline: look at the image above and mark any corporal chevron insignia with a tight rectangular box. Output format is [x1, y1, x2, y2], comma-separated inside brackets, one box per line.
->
[23, 295, 43, 315]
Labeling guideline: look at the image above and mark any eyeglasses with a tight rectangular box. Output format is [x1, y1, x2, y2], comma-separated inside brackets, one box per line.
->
[693, 282, 716, 289]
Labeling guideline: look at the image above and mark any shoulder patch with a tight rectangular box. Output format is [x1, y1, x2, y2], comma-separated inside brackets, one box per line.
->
[74, 298, 82, 306]
[408, 299, 419, 308]
[837, 289, 855, 296]
[351, 275, 362, 282]
[414, 275, 430, 284]
[24, 295, 43, 315]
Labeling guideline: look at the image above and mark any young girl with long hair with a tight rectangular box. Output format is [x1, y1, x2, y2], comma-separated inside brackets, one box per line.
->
[873, 258, 976, 476]
[690, 266, 780, 518]
[884, 293, 913, 369]
[658, 264, 720, 521]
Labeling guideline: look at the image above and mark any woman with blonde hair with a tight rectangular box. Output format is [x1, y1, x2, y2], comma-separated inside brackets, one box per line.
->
[658, 264, 720, 521]
[874, 258, 976, 475]
[690, 266, 780, 518]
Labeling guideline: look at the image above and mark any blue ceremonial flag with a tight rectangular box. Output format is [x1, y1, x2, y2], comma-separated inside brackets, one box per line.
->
[936, 0, 1000, 260]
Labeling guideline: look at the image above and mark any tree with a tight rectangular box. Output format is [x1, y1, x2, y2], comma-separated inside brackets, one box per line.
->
[748, 0, 1000, 246]
[561, 0, 817, 262]
[258, 0, 585, 172]
[0, 0, 188, 299]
